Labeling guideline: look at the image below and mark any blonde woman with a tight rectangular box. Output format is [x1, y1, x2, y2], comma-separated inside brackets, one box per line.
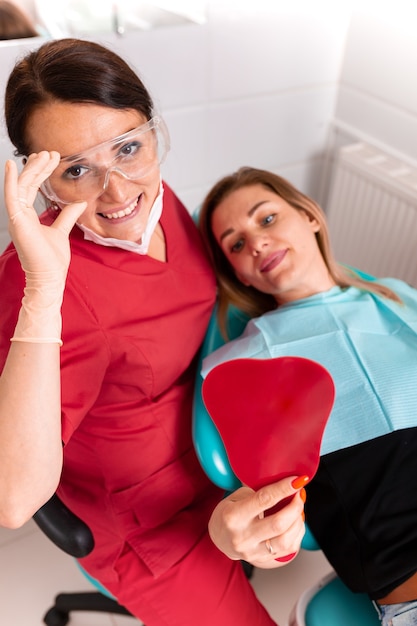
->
[199, 166, 417, 626]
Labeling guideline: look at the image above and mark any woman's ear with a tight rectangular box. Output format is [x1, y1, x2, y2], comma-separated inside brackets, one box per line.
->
[310, 218, 320, 233]
[301, 209, 320, 233]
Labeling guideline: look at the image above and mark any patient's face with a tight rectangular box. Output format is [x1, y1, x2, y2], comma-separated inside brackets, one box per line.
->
[211, 184, 335, 304]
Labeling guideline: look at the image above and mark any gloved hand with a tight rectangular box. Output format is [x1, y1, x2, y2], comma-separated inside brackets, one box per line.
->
[4, 151, 87, 344]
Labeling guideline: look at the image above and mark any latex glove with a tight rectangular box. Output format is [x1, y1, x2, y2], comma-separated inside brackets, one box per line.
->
[4, 152, 87, 343]
[5, 152, 86, 275]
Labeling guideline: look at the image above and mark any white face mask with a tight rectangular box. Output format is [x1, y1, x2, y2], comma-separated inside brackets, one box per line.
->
[77, 182, 164, 254]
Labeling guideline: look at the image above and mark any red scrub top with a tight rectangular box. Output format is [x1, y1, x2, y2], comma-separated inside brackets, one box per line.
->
[0, 183, 221, 584]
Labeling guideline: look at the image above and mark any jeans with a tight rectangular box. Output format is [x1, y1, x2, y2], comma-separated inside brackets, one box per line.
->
[373, 600, 417, 626]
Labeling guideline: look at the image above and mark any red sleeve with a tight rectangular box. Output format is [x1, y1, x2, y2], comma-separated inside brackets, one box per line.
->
[0, 245, 26, 370]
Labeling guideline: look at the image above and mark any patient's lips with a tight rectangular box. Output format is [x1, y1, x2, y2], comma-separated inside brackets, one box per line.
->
[260, 249, 287, 273]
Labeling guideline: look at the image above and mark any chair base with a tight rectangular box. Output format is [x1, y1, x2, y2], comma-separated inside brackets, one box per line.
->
[43, 591, 134, 626]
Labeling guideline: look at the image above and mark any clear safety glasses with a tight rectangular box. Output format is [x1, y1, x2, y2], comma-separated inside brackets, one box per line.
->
[40, 116, 170, 205]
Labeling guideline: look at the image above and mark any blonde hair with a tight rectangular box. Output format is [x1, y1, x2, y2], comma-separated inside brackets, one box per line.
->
[0, 1, 38, 40]
[199, 166, 401, 338]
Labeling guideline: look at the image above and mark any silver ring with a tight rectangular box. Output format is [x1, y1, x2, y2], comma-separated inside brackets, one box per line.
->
[265, 538, 276, 556]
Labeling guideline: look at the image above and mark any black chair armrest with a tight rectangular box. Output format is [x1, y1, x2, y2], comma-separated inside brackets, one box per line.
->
[33, 494, 95, 558]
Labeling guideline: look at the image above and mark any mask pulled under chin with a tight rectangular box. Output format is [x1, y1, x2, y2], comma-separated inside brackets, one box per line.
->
[76, 182, 164, 255]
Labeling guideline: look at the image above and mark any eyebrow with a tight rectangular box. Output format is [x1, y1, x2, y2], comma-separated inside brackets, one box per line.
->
[60, 126, 139, 162]
[61, 141, 124, 163]
[219, 200, 268, 242]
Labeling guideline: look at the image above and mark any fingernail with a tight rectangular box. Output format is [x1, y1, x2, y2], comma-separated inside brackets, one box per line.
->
[275, 552, 297, 563]
[291, 475, 309, 490]
[300, 488, 307, 503]
[302, 512, 305, 522]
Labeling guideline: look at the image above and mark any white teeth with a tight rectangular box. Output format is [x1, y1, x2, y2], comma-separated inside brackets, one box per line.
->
[103, 199, 137, 219]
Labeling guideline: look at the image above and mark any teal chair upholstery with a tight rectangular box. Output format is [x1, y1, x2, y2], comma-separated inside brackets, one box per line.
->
[288, 572, 379, 626]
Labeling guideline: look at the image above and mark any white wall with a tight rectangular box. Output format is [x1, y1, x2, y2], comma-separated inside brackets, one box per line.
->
[310, 0, 417, 212]
[103, 1, 349, 207]
[0, 0, 349, 251]
[0, 36, 46, 251]
[332, 0, 417, 165]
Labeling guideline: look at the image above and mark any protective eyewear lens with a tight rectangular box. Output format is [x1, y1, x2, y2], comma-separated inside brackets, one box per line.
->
[40, 116, 170, 205]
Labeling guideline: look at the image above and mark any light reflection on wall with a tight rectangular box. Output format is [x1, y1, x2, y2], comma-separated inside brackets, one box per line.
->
[34, 0, 207, 37]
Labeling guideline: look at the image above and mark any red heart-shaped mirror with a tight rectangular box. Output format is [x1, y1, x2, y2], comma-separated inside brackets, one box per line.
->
[202, 356, 335, 493]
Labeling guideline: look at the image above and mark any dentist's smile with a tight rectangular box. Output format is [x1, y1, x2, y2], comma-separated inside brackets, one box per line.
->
[98, 195, 141, 221]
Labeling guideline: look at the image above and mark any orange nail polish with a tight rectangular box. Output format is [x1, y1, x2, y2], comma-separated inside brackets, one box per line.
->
[302, 512, 305, 522]
[275, 552, 297, 563]
[291, 475, 309, 490]
[300, 488, 307, 503]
